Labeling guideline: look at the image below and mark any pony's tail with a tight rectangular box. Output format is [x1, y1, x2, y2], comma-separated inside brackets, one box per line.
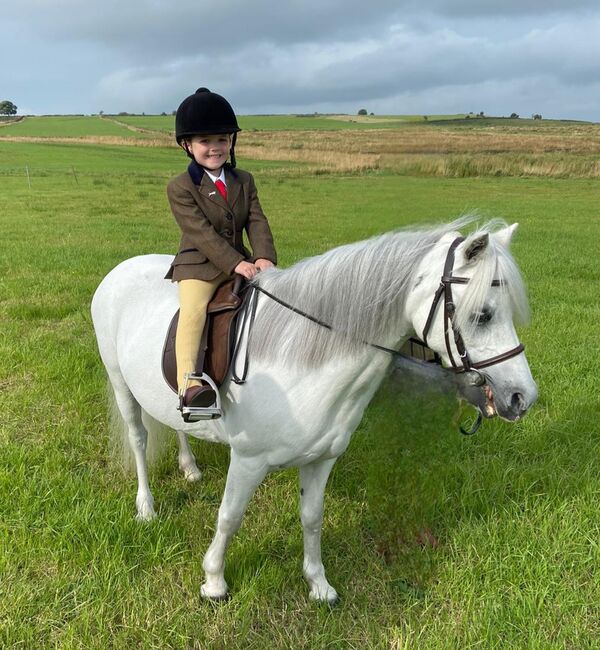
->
[106, 376, 172, 475]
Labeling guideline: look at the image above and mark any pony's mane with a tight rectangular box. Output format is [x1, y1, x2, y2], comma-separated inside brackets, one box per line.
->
[249, 216, 529, 368]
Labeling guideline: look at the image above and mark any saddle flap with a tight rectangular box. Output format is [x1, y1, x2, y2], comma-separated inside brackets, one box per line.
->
[207, 275, 244, 314]
[162, 276, 247, 394]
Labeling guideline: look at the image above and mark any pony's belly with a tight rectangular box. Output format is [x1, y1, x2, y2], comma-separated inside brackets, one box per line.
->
[226, 422, 355, 469]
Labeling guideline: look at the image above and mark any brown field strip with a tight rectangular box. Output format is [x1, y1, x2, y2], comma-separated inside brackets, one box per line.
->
[2, 123, 600, 177]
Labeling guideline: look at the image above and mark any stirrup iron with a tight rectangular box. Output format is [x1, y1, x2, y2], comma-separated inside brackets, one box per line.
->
[179, 373, 222, 421]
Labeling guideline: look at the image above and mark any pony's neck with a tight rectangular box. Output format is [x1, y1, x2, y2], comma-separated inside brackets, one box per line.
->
[251, 231, 440, 368]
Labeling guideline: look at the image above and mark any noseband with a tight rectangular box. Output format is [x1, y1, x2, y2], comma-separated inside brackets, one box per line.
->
[421, 236, 525, 382]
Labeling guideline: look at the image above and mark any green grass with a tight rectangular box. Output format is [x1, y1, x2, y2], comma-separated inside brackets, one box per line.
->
[66, 113, 472, 134]
[2, 114, 589, 140]
[0, 115, 151, 138]
[1, 139, 599, 648]
[1, 114, 594, 158]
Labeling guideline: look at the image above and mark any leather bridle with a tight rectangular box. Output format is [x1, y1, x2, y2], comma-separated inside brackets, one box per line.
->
[420, 236, 525, 385]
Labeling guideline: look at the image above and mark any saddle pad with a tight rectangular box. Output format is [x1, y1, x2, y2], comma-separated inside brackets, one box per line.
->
[162, 277, 246, 394]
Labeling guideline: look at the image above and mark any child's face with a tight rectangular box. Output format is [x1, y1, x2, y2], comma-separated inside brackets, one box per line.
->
[187, 134, 230, 171]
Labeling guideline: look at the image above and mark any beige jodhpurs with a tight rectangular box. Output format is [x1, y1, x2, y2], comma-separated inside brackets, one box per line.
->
[175, 275, 226, 393]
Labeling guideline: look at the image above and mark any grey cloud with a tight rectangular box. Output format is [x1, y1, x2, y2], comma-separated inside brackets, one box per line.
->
[3, 1, 403, 59]
[95, 18, 600, 113]
[2, 1, 599, 119]
[406, 0, 598, 17]
[5, 0, 597, 63]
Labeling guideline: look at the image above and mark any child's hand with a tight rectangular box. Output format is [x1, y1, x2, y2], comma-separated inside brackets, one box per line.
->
[255, 259, 274, 272]
[234, 261, 258, 279]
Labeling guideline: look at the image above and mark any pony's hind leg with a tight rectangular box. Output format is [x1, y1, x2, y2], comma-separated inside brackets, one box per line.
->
[299, 458, 338, 604]
[201, 452, 267, 600]
[108, 368, 155, 521]
[176, 430, 202, 482]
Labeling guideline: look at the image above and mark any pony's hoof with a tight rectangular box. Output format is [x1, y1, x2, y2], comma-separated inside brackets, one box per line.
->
[309, 586, 339, 606]
[182, 466, 202, 482]
[200, 582, 229, 602]
[135, 503, 156, 522]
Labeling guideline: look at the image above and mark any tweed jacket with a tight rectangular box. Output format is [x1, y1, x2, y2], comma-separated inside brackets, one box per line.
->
[165, 161, 277, 282]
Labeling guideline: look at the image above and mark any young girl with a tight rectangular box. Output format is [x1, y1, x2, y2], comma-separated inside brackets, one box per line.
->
[165, 88, 277, 413]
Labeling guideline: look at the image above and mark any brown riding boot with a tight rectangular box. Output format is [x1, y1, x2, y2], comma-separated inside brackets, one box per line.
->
[182, 384, 217, 408]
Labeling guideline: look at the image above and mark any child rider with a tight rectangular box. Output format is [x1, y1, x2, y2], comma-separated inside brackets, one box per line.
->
[165, 87, 277, 414]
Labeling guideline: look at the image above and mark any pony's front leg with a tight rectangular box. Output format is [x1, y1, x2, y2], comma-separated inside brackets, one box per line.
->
[175, 430, 202, 482]
[299, 458, 338, 604]
[201, 452, 267, 600]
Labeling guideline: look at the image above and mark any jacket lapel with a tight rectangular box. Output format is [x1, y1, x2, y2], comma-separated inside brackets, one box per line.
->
[188, 160, 238, 210]
[198, 174, 228, 209]
[225, 170, 242, 209]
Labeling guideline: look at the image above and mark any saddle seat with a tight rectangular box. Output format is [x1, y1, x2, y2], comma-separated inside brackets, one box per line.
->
[162, 276, 247, 420]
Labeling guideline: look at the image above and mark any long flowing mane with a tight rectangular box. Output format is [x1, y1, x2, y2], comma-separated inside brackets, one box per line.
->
[249, 216, 529, 368]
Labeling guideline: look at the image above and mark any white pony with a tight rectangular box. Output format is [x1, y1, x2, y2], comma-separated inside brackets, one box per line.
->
[91, 218, 537, 603]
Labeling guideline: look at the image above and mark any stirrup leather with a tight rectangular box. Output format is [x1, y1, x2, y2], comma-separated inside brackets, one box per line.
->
[179, 373, 222, 421]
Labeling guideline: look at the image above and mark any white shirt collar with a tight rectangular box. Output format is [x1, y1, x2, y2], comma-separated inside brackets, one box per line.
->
[204, 167, 226, 186]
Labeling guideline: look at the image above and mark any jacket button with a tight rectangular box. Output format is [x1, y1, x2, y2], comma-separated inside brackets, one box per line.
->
[221, 229, 232, 238]
[225, 213, 233, 221]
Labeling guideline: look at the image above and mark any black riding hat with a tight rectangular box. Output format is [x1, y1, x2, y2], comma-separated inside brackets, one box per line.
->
[175, 87, 240, 138]
[175, 87, 241, 166]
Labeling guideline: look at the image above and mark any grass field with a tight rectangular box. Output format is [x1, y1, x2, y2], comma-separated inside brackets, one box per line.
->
[0, 118, 599, 648]
[2, 114, 599, 179]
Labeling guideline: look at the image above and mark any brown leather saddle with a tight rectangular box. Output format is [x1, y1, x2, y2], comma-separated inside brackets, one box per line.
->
[162, 276, 247, 394]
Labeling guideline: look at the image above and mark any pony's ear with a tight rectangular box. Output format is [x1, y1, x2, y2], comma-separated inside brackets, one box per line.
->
[495, 223, 519, 249]
[463, 233, 489, 262]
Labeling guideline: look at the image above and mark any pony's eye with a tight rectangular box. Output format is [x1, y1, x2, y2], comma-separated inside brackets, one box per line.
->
[472, 308, 493, 325]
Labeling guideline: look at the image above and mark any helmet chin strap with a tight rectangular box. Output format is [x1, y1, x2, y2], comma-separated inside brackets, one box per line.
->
[181, 141, 194, 160]
[229, 132, 237, 168]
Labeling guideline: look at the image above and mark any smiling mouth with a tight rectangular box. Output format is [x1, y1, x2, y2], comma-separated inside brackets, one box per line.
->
[484, 384, 496, 416]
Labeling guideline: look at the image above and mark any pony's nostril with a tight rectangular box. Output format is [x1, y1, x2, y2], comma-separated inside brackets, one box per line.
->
[511, 392, 526, 414]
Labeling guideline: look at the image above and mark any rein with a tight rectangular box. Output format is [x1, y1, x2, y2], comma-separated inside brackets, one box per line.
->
[230, 284, 401, 385]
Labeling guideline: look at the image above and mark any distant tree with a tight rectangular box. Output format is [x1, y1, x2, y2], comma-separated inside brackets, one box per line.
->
[423, 115, 428, 121]
[369, 112, 374, 116]
[171, 110, 176, 115]
[510, 112, 519, 119]
[357, 108, 368, 116]
[160, 112, 167, 116]
[532, 113, 542, 120]
[478, 111, 485, 117]
[0, 100, 17, 115]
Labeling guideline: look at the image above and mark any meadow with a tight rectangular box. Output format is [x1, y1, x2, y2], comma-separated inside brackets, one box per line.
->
[0, 116, 599, 648]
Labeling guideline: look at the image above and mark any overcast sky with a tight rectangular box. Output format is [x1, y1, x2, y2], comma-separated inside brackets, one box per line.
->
[2, 0, 599, 120]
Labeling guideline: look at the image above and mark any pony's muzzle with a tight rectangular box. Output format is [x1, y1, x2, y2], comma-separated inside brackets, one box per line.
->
[497, 382, 538, 421]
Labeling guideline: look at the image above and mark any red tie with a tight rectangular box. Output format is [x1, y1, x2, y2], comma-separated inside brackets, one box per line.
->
[215, 179, 227, 201]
